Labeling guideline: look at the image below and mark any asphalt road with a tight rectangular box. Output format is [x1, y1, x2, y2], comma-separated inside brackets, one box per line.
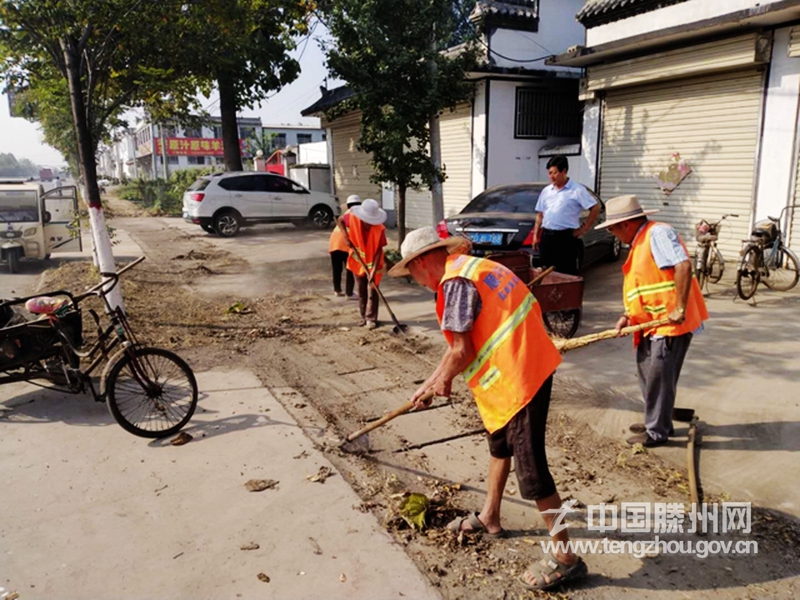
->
[0, 260, 46, 299]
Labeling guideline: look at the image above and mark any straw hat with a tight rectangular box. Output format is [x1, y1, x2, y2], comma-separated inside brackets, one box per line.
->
[345, 194, 362, 207]
[350, 198, 387, 225]
[388, 227, 470, 277]
[595, 195, 659, 229]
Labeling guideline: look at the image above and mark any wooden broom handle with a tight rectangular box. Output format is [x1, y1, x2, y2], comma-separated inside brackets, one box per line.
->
[345, 391, 435, 442]
[527, 266, 554, 288]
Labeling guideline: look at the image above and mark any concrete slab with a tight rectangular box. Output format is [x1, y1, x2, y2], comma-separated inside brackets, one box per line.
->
[552, 260, 800, 518]
[0, 370, 439, 599]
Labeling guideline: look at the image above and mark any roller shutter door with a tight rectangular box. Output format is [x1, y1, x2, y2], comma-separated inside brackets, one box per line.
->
[441, 103, 473, 217]
[789, 155, 800, 252]
[406, 103, 473, 229]
[599, 69, 764, 260]
[329, 111, 382, 203]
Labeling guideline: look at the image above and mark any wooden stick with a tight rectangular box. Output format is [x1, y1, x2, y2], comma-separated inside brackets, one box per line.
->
[343, 391, 435, 443]
[553, 317, 671, 353]
[687, 416, 701, 508]
[527, 266, 554, 288]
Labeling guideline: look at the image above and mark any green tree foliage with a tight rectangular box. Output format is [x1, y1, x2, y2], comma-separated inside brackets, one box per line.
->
[318, 0, 477, 241]
[180, 0, 311, 171]
[0, 152, 39, 177]
[0, 0, 206, 209]
[247, 131, 279, 158]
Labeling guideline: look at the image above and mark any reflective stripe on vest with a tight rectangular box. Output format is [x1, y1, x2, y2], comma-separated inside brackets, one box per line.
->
[436, 254, 562, 433]
[623, 221, 709, 344]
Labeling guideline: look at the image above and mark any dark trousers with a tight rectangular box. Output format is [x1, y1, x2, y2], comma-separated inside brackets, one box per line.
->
[487, 375, 556, 500]
[330, 250, 354, 296]
[539, 228, 579, 275]
[636, 333, 693, 442]
[356, 274, 379, 322]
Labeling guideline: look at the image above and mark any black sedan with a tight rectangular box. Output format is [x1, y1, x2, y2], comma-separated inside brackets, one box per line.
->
[435, 182, 621, 270]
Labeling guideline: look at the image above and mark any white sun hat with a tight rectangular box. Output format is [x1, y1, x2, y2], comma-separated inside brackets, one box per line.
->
[388, 227, 470, 277]
[350, 198, 387, 226]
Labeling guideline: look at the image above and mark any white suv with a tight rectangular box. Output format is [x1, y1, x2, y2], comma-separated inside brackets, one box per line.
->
[182, 172, 339, 237]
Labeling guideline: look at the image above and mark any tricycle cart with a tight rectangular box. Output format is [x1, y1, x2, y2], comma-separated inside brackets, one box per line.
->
[486, 251, 584, 338]
[0, 257, 198, 438]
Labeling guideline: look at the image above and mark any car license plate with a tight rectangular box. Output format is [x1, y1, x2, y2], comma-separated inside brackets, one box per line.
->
[469, 232, 502, 245]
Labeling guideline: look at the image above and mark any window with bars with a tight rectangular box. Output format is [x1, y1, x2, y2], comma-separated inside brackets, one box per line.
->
[515, 86, 583, 139]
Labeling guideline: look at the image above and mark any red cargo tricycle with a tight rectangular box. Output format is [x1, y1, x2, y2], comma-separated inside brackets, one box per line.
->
[486, 252, 584, 338]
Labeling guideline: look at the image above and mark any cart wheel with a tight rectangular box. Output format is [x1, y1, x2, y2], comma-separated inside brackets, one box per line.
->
[105, 347, 198, 438]
[543, 309, 581, 339]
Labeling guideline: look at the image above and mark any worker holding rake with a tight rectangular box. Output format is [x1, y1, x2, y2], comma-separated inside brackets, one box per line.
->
[388, 227, 588, 593]
[597, 195, 708, 447]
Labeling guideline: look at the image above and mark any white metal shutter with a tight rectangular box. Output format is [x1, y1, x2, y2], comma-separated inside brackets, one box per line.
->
[441, 103, 473, 217]
[789, 26, 800, 58]
[405, 187, 433, 230]
[328, 111, 382, 203]
[405, 103, 473, 229]
[587, 34, 765, 92]
[599, 69, 764, 259]
[790, 155, 800, 251]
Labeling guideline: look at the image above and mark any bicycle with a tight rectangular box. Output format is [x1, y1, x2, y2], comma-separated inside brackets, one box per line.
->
[735, 205, 800, 300]
[694, 213, 738, 290]
[0, 257, 199, 437]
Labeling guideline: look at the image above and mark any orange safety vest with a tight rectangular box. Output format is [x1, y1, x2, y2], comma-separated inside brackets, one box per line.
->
[623, 221, 709, 346]
[329, 213, 350, 253]
[436, 254, 562, 433]
[346, 215, 386, 285]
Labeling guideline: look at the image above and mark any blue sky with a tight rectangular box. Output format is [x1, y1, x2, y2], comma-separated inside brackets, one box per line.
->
[0, 22, 338, 168]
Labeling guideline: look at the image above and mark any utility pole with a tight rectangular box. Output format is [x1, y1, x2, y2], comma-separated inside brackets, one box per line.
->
[429, 28, 444, 224]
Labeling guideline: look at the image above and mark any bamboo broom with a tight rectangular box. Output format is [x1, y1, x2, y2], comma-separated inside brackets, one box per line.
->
[552, 317, 671, 353]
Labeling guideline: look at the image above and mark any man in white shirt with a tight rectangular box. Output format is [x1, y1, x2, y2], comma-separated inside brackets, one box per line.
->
[532, 155, 600, 275]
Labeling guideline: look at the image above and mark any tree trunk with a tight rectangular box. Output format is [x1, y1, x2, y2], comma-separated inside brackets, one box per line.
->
[62, 37, 124, 312]
[218, 70, 243, 172]
[398, 183, 407, 246]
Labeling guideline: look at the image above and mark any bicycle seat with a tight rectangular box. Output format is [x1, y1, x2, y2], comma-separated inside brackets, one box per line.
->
[768, 216, 779, 222]
[25, 296, 70, 315]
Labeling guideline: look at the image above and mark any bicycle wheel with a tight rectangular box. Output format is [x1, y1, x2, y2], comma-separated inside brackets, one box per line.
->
[736, 246, 760, 300]
[105, 347, 198, 438]
[543, 309, 581, 339]
[762, 246, 799, 291]
[707, 247, 725, 284]
[695, 246, 709, 289]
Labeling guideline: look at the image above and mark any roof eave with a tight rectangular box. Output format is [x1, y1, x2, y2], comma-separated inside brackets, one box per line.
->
[549, 0, 800, 68]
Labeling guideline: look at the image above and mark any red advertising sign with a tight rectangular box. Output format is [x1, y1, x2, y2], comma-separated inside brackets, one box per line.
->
[155, 137, 247, 156]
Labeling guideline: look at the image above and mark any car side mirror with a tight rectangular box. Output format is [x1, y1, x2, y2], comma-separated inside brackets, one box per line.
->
[43, 211, 52, 223]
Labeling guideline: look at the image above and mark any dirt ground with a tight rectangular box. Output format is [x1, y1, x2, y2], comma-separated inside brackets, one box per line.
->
[32, 195, 800, 599]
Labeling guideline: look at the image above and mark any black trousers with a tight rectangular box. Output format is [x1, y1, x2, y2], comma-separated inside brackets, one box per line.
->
[330, 250, 354, 296]
[539, 228, 579, 276]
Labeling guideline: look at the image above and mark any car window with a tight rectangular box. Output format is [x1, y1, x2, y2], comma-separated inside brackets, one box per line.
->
[188, 179, 210, 191]
[462, 186, 545, 213]
[289, 179, 309, 194]
[259, 176, 288, 193]
[218, 176, 260, 192]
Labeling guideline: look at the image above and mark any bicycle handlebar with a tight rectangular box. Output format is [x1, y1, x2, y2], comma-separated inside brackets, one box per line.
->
[75, 256, 146, 302]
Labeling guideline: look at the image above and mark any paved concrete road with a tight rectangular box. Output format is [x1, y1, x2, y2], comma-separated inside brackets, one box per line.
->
[1, 371, 438, 599]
